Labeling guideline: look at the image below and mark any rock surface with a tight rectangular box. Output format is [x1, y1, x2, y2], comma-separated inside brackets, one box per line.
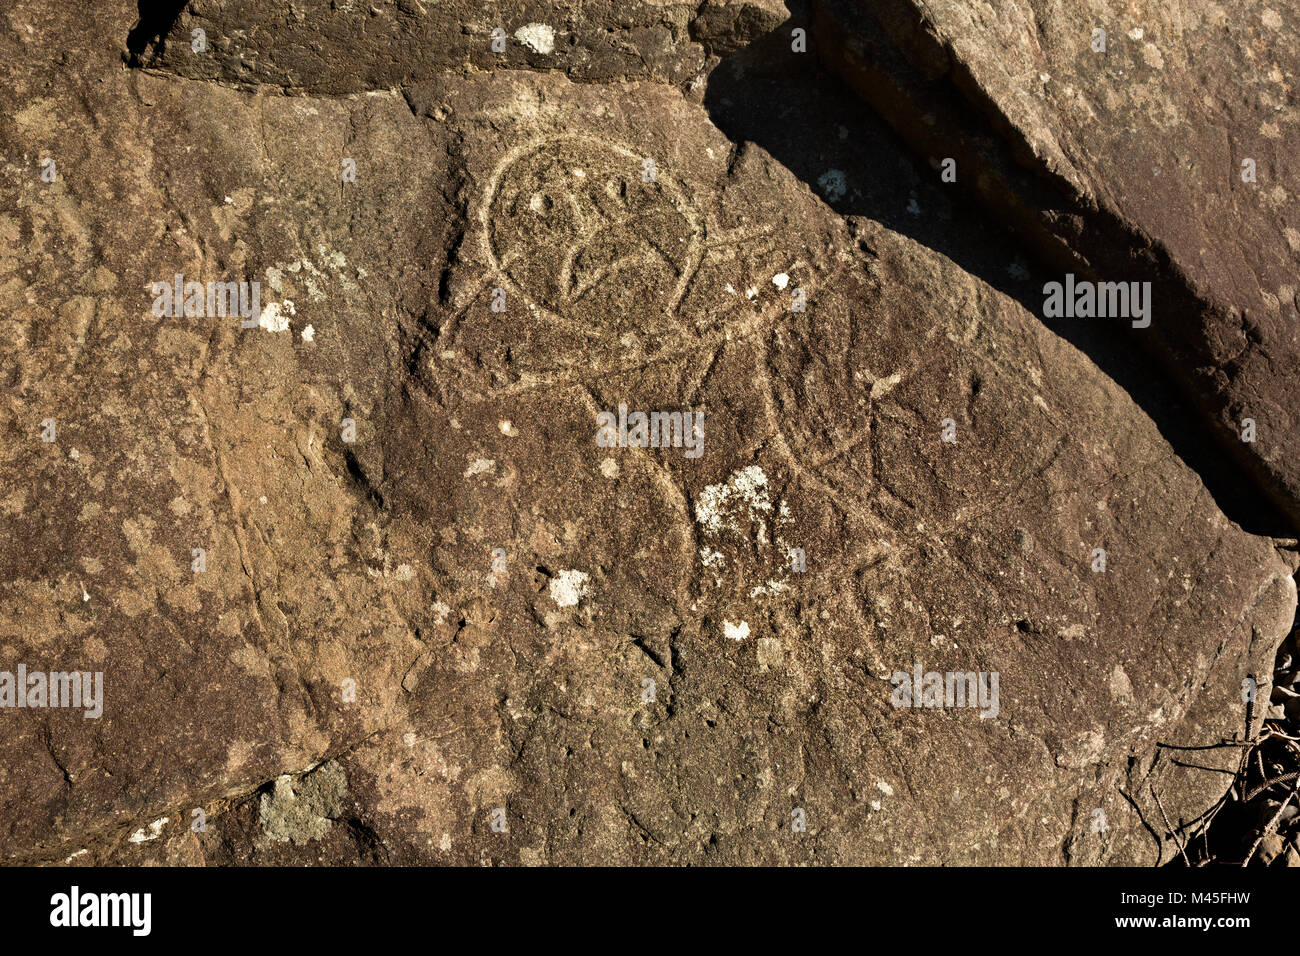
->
[814, 0, 1300, 527]
[133, 0, 789, 89]
[0, 0, 1294, 865]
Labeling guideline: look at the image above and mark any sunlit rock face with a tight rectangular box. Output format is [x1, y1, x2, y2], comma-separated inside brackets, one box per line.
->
[0, 0, 1293, 867]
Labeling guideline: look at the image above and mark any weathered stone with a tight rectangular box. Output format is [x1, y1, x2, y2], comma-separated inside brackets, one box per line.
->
[814, 0, 1300, 527]
[0, 0, 1294, 867]
[132, 0, 787, 91]
[259, 760, 348, 845]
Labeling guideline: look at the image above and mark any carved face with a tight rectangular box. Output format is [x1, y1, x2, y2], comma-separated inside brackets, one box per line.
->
[485, 136, 699, 324]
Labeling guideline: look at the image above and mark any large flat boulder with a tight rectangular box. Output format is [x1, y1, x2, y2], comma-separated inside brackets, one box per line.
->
[0, 0, 1293, 865]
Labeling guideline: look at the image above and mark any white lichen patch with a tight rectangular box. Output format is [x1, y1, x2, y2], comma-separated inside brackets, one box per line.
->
[549, 569, 589, 608]
[265, 265, 286, 295]
[317, 245, 350, 279]
[695, 466, 800, 596]
[463, 457, 496, 478]
[283, 257, 329, 300]
[695, 465, 772, 535]
[876, 780, 895, 797]
[599, 457, 619, 478]
[723, 620, 750, 641]
[301, 324, 315, 342]
[772, 272, 790, 290]
[514, 23, 555, 54]
[128, 817, 169, 843]
[259, 300, 294, 332]
[265, 249, 359, 318]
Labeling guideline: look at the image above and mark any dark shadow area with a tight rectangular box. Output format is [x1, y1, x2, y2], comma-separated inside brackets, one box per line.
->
[702, 1, 1291, 537]
[125, 0, 188, 67]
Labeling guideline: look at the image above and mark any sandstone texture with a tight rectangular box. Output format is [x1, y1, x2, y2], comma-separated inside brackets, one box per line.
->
[0, 0, 1295, 866]
[815, 0, 1300, 526]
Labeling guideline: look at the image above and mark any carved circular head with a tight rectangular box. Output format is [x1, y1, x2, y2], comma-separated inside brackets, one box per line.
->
[484, 135, 702, 328]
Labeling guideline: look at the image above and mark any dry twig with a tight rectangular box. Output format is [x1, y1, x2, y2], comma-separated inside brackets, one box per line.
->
[1151, 784, 1190, 867]
[1242, 781, 1299, 867]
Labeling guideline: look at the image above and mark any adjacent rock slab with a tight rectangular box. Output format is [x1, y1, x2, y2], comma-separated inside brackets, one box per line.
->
[134, 0, 788, 91]
[0, 0, 1294, 865]
[814, 0, 1300, 527]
